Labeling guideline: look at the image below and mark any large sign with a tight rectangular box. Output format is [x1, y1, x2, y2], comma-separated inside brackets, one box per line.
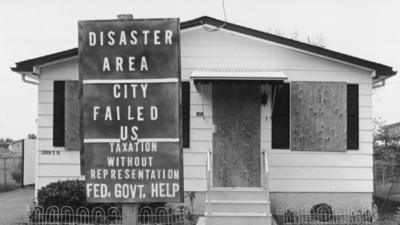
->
[78, 18, 182, 203]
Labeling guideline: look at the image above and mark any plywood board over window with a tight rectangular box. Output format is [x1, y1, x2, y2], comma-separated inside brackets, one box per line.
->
[291, 81, 347, 152]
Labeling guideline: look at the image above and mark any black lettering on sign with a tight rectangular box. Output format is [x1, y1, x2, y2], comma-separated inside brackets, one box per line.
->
[79, 18, 183, 203]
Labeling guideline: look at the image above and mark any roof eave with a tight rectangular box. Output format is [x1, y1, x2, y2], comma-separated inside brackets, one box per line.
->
[11, 16, 397, 80]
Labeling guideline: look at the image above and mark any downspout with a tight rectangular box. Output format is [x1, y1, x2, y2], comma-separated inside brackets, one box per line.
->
[20, 65, 39, 86]
[372, 71, 387, 89]
[373, 80, 385, 89]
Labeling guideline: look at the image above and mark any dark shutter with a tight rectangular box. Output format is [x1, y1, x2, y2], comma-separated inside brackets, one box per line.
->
[53, 81, 65, 147]
[347, 84, 359, 150]
[182, 82, 190, 148]
[65, 81, 81, 150]
[272, 83, 290, 149]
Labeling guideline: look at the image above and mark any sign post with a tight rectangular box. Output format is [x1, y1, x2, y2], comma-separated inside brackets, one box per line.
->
[78, 16, 182, 224]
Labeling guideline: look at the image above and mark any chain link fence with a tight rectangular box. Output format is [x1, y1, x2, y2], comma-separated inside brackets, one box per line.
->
[0, 156, 22, 192]
[374, 161, 400, 202]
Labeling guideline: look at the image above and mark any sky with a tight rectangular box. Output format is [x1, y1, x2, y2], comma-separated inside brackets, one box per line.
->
[0, 0, 399, 139]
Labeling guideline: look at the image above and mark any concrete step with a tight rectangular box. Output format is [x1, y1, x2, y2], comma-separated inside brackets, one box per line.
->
[208, 187, 268, 201]
[205, 213, 272, 225]
[205, 200, 270, 213]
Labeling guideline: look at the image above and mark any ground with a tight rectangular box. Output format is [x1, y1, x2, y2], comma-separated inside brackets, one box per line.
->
[375, 196, 400, 225]
[0, 187, 34, 225]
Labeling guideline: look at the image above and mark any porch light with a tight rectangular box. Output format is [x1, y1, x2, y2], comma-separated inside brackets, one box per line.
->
[261, 92, 268, 106]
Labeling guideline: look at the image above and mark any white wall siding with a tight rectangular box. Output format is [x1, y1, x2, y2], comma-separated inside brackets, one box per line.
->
[181, 28, 373, 193]
[36, 27, 373, 194]
[36, 59, 81, 190]
[23, 139, 37, 186]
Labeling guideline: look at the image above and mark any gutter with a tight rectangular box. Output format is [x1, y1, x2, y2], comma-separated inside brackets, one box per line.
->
[19, 66, 39, 86]
[373, 80, 385, 89]
[21, 74, 39, 85]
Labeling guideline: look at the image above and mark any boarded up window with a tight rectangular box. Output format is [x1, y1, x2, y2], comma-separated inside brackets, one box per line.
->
[291, 82, 347, 152]
[53, 81, 65, 147]
[182, 82, 190, 148]
[53, 80, 81, 150]
[272, 83, 290, 149]
[347, 84, 359, 150]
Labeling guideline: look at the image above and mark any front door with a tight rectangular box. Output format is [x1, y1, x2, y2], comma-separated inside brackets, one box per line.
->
[212, 82, 261, 187]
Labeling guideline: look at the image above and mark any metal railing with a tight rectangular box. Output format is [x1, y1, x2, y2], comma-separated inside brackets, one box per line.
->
[274, 205, 378, 225]
[262, 150, 269, 189]
[205, 149, 212, 220]
[374, 162, 400, 202]
[22, 205, 192, 225]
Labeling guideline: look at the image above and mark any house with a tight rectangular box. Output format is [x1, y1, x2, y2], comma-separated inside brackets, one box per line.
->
[11, 16, 396, 225]
[10, 139, 37, 186]
[1, 139, 37, 187]
[0, 139, 36, 190]
[385, 122, 400, 141]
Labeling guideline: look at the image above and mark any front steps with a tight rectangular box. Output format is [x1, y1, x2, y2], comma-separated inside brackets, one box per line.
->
[205, 187, 271, 225]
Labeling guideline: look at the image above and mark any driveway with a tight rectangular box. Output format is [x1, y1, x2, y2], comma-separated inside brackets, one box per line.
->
[0, 187, 34, 225]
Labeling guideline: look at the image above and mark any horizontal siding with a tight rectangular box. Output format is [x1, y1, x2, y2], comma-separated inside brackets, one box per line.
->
[269, 180, 373, 192]
[269, 167, 373, 180]
[269, 153, 372, 167]
[36, 26, 373, 194]
[23, 140, 36, 186]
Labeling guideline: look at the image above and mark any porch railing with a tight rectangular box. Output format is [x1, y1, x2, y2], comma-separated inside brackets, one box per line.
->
[262, 150, 269, 189]
[205, 149, 212, 219]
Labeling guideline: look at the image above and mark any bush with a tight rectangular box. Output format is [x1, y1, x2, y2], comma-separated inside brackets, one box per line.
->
[36, 179, 165, 210]
[37, 179, 116, 210]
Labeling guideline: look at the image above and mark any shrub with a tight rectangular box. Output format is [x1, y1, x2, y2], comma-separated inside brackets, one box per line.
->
[36, 179, 165, 210]
[37, 179, 116, 210]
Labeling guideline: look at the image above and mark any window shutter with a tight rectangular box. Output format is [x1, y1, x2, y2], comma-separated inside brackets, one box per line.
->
[182, 82, 190, 148]
[53, 81, 65, 147]
[347, 84, 359, 150]
[65, 81, 81, 150]
[272, 83, 290, 149]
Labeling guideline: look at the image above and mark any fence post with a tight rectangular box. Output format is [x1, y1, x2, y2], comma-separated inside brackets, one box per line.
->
[3, 158, 6, 191]
[122, 203, 138, 225]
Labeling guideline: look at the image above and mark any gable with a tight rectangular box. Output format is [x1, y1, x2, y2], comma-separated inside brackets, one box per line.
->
[11, 16, 396, 82]
[180, 27, 372, 82]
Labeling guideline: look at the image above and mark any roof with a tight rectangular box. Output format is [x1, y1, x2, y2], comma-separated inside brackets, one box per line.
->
[385, 122, 400, 129]
[11, 16, 396, 79]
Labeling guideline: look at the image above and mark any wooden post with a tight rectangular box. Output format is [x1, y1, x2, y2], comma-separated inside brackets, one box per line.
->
[3, 158, 6, 190]
[122, 204, 138, 225]
[116, 14, 138, 225]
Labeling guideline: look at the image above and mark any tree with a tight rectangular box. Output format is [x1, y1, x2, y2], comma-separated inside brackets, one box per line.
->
[264, 28, 327, 48]
[373, 117, 389, 147]
[27, 133, 37, 139]
[0, 138, 13, 148]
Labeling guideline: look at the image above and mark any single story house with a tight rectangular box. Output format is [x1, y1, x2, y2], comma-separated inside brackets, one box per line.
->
[11, 16, 396, 225]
